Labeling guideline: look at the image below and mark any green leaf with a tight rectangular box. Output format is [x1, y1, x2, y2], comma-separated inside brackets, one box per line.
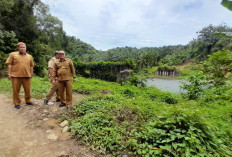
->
[221, 0, 232, 11]
[160, 145, 172, 152]
[172, 143, 178, 149]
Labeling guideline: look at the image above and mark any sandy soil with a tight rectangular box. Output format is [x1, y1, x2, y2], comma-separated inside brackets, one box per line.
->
[0, 94, 106, 157]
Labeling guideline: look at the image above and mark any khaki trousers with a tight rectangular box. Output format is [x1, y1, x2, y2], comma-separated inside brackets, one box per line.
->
[58, 80, 72, 106]
[46, 80, 59, 100]
[11, 77, 31, 106]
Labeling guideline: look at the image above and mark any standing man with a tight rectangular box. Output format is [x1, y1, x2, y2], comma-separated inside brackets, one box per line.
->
[6, 42, 34, 109]
[44, 51, 60, 105]
[52, 50, 76, 108]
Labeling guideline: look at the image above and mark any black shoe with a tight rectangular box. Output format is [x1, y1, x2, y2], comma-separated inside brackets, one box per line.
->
[44, 99, 49, 105]
[56, 99, 61, 102]
[15, 105, 20, 109]
[59, 104, 66, 107]
[26, 102, 34, 106]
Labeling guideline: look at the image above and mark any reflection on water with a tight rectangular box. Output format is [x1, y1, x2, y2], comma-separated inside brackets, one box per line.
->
[145, 78, 185, 93]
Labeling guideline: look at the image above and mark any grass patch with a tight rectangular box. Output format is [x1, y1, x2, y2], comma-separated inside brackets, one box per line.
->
[0, 77, 50, 98]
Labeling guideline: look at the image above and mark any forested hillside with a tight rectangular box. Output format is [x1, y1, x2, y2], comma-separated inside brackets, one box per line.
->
[81, 24, 232, 69]
[0, 0, 97, 76]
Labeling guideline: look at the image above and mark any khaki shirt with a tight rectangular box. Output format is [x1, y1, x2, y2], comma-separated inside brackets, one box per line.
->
[5, 51, 34, 77]
[48, 57, 59, 69]
[53, 58, 76, 81]
[48, 57, 59, 78]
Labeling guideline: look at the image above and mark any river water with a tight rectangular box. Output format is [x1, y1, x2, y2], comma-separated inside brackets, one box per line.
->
[145, 78, 185, 93]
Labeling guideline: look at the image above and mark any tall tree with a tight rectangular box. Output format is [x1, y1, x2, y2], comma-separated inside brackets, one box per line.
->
[189, 24, 232, 60]
[63, 35, 97, 57]
[0, 0, 40, 44]
[35, 2, 64, 51]
[0, 0, 45, 75]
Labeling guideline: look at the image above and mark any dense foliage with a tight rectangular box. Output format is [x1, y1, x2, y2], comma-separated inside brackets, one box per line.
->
[0, 30, 18, 76]
[81, 45, 187, 69]
[181, 71, 208, 100]
[181, 49, 232, 100]
[0, 0, 97, 76]
[203, 49, 232, 84]
[73, 58, 136, 82]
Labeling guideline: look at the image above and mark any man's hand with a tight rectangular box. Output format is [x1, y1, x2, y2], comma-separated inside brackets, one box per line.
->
[7, 64, 12, 80]
[73, 78, 76, 82]
[7, 75, 11, 80]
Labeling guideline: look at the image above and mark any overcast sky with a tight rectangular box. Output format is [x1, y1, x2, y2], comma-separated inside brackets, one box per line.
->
[42, 0, 232, 50]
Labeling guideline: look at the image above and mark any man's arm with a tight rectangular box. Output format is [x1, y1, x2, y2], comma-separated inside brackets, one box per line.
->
[6, 53, 13, 80]
[52, 63, 57, 83]
[48, 68, 54, 77]
[70, 61, 76, 82]
[30, 66, 33, 78]
[30, 56, 34, 78]
[48, 60, 54, 76]
[48, 68, 55, 83]
[7, 64, 12, 80]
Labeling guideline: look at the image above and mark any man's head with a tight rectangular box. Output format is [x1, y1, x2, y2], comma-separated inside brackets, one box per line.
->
[54, 50, 60, 59]
[58, 50, 65, 60]
[17, 42, 26, 53]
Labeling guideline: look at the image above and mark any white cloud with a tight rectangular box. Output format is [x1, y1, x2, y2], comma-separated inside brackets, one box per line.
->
[42, 0, 232, 50]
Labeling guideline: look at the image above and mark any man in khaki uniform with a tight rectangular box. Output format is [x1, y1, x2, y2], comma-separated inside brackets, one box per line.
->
[6, 42, 34, 109]
[44, 51, 60, 105]
[52, 50, 76, 107]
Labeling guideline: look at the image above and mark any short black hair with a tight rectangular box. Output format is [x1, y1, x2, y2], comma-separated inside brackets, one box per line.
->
[55, 50, 59, 55]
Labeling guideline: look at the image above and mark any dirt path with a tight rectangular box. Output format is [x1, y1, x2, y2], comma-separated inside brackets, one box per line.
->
[0, 94, 105, 157]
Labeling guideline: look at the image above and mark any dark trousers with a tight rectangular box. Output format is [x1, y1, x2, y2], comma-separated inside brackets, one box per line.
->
[11, 77, 31, 105]
[58, 80, 72, 106]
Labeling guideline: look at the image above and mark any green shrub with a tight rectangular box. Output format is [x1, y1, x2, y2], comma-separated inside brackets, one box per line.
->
[158, 65, 175, 71]
[160, 93, 178, 104]
[126, 75, 146, 87]
[203, 49, 232, 84]
[131, 110, 228, 157]
[74, 97, 116, 116]
[71, 112, 124, 154]
[181, 71, 208, 100]
[123, 58, 136, 70]
[123, 89, 135, 98]
[201, 84, 232, 103]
